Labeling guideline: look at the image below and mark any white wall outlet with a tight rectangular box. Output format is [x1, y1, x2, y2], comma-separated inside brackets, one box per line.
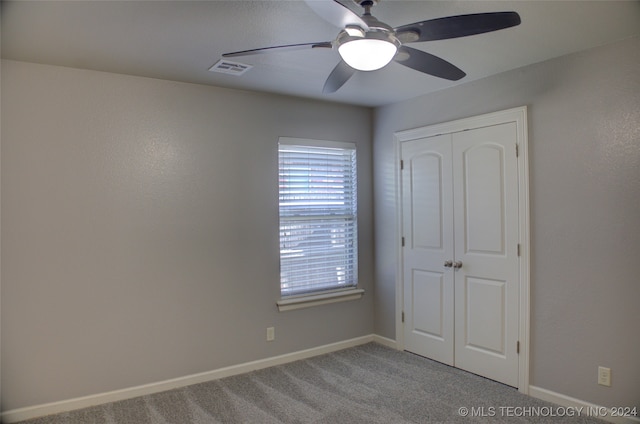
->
[598, 366, 611, 386]
[266, 327, 275, 342]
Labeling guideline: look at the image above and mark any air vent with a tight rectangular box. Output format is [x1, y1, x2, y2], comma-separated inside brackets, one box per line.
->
[209, 59, 253, 76]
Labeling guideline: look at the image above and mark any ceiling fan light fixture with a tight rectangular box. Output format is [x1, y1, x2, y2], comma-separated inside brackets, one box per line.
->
[344, 25, 366, 37]
[337, 31, 399, 71]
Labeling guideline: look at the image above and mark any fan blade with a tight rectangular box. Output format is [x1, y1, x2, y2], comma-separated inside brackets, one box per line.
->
[304, 0, 368, 30]
[223, 41, 332, 58]
[395, 12, 521, 43]
[323, 60, 356, 93]
[394, 46, 465, 81]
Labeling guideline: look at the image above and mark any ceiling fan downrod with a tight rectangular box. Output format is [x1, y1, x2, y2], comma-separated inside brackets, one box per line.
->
[360, 0, 374, 16]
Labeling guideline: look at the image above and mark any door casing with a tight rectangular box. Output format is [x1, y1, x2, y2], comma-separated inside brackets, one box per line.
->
[393, 106, 530, 394]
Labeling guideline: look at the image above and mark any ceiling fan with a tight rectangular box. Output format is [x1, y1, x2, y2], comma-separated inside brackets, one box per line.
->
[222, 0, 521, 93]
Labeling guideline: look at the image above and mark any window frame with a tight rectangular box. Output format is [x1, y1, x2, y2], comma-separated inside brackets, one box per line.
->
[276, 137, 364, 311]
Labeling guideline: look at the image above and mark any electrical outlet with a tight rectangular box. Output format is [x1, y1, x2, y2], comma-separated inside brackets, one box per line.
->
[266, 327, 275, 342]
[598, 366, 611, 387]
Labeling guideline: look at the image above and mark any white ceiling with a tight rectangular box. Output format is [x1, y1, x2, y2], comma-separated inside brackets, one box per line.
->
[2, 0, 640, 107]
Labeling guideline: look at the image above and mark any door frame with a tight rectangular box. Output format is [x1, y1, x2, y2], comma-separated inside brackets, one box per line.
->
[393, 106, 530, 394]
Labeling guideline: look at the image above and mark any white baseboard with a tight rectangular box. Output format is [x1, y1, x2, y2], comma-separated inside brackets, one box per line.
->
[372, 334, 397, 349]
[1, 334, 383, 423]
[529, 385, 640, 424]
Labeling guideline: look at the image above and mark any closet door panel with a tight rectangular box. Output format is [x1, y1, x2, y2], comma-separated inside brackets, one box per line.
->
[401, 134, 454, 366]
[452, 122, 520, 387]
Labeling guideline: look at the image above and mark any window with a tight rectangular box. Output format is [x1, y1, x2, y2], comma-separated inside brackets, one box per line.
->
[277, 138, 358, 301]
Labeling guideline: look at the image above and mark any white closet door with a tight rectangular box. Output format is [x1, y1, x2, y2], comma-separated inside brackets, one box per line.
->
[452, 122, 520, 387]
[402, 134, 454, 366]
[401, 122, 520, 387]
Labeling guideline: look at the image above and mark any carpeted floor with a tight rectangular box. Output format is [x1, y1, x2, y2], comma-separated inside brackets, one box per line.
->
[17, 343, 605, 423]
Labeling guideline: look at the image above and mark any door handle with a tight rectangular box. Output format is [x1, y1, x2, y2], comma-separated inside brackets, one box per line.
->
[444, 260, 453, 268]
[453, 260, 463, 270]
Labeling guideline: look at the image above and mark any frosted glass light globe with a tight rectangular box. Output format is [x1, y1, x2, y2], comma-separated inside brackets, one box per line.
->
[338, 38, 397, 71]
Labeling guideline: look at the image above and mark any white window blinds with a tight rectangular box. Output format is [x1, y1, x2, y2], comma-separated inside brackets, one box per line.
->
[278, 139, 358, 297]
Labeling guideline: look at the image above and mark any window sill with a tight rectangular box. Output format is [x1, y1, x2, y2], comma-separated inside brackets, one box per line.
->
[276, 288, 365, 312]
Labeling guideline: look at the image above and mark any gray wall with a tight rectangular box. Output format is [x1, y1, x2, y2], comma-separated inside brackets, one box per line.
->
[1, 60, 374, 410]
[373, 36, 640, 408]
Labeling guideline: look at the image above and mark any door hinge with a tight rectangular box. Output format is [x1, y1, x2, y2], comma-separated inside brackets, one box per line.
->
[517, 341, 520, 354]
[400, 159, 404, 170]
[517, 243, 521, 256]
[515, 144, 519, 157]
[402, 311, 405, 323]
[401, 237, 405, 247]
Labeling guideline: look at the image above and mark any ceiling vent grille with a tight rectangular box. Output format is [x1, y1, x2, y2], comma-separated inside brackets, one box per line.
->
[209, 59, 253, 76]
